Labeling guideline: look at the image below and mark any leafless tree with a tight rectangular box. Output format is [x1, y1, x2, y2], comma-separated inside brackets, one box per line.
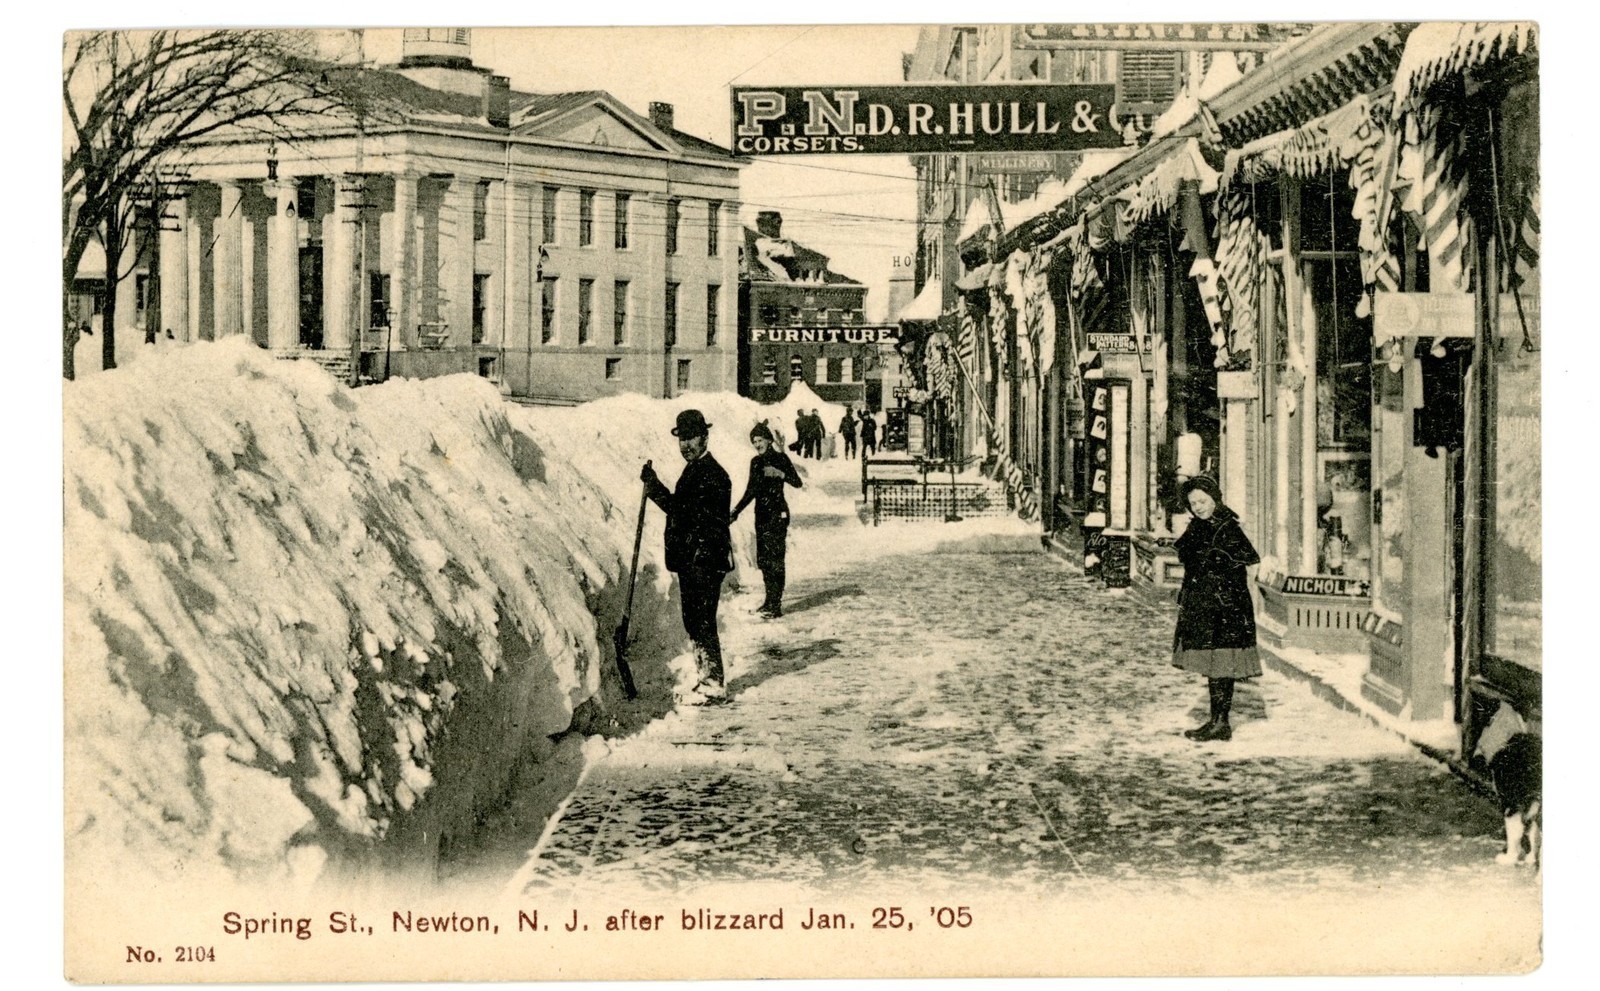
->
[62, 29, 358, 379]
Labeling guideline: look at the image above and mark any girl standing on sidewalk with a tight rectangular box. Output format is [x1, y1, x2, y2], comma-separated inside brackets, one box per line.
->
[731, 422, 802, 618]
[1172, 475, 1261, 742]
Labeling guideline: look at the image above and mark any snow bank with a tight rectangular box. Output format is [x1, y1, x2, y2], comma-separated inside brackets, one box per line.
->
[63, 339, 823, 883]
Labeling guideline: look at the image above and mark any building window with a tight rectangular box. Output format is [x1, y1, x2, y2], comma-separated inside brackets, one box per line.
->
[297, 178, 317, 218]
[474, 182, 489, 241]
[1118, 50, 1183, 112]
[578, 189, 595, 246]
[541, 277, 557, 343]
[614, 192, 631, 249]
[706, 286, 719, 347]
[790, 354, 804, 380]
[134, 274, 149, 319]
[369, 272, 390, 328]
[472, 273, 489, 344]
[762, 360, 777, 385]
[759, 303, 779, 326]
[666, 198, 680, 255]
[478, 355, 497, 380]
[542, 186, 558, 245]
[606, 357, 622, 380]
[789, 306, 801, 326]
[841, 356, 854, 382]
[577, 278, 594, 344]
[676, 358, 692, 392]
[707, 201, 721, 256]
[613, 280, 629, 345]
[665, 281, 679, 347]
[816, 356, 829, 383]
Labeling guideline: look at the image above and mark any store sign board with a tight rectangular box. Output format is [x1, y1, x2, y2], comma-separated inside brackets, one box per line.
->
[1373, 292, 1475, 339]
[1282, 575, 1372, 598]
[749, 325, 901, 345]
[1374, 292, 1541, 342]
[731, 84, 1120, 155]
[969, 151, 1059, 175]
[1086, 331, 1140, 354]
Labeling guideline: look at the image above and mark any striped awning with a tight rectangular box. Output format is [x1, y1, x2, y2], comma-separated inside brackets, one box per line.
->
[1392, 22, 1537, 114]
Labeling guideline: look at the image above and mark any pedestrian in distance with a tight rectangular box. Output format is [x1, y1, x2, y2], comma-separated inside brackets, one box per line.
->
[859, 408, 878, 457]
[791, 413, 806, 457]
[1171, 475, 1262, 742]
[839, 407, 858, 460]
[730, 421, 802, 619]
[641, 409, 734, 702]
[810, 408, 827, 459]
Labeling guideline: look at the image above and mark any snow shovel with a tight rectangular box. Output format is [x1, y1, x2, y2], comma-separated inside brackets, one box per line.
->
[611, 468, 648, 699]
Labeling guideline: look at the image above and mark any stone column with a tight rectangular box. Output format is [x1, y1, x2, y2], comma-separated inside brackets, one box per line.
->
[439, 177, 476, 347]
[638, 192, 669, 396]
[213, 180, 245, 338]
[322, 176, 357, 351]
[387, 173, 418, 349]
[265, 180, 300, 349]
[159, 195, 189, 341]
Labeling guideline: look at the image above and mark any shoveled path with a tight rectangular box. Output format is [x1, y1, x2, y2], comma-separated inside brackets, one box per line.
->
[507, 473, 1534, 907]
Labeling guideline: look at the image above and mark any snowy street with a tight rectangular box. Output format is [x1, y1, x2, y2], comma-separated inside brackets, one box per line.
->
[499, 458, 1535, 908]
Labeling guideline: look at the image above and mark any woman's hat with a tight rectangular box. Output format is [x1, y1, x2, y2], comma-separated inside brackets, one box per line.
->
[750, 421, 774, 442]
[672, 409, 711, 438]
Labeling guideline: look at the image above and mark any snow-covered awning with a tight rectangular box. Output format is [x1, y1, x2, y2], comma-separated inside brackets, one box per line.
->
[898, 276, 946, 322]
[955, 263, 1000, 292]
[1121, 138, 1220, 224]
[1392, 22, 1537, 113]
[1220, 93, 1385, 189]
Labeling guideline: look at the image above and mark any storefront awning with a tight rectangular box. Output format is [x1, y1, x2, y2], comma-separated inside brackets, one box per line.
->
[1220, 93, 1383, 190]
[955, 263, 1000, 292]
[1121, 138, 1220, 225]
[897, 276, 946, 322]
[1392, 22, 1537, 114]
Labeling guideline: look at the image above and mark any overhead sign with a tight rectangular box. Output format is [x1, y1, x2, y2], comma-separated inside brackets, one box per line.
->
[749, 325, 901, 345]
[1021, 23, 1288, 49]
[731, 84, 1119, 155]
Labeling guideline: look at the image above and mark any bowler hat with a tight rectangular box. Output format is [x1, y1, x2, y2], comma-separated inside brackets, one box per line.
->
[672, 409, 711, 438]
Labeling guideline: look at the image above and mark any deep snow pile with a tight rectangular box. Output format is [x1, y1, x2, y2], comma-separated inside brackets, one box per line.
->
[63, 339, 809, 883]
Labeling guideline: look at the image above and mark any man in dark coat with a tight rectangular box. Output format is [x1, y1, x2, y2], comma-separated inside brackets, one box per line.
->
[839, 408, 858, 459]
[642, 409, 733, 699]
[859, 408, 878, 457]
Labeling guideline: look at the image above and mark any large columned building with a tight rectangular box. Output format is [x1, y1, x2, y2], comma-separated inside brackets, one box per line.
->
[137, 29, 746, 402]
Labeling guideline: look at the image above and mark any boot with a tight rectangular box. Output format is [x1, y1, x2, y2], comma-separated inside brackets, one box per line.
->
[1184, 683, 1221, 740]
[1189, 679, 1234, 742]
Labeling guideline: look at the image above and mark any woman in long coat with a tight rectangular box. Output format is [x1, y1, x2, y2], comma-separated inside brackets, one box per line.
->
[1172, 475, 1261, 742]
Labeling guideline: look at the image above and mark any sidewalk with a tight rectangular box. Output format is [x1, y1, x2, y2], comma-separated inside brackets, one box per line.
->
[1043, 530, 1487, 794]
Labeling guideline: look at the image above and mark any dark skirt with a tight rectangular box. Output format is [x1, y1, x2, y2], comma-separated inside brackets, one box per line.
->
[1172, 646, 1262, 679]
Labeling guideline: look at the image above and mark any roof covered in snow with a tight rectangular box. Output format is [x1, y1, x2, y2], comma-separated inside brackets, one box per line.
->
[741, 228, 863, 286]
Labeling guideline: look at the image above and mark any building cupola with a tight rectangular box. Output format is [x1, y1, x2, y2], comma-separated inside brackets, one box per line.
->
[400, 28, 475, 69]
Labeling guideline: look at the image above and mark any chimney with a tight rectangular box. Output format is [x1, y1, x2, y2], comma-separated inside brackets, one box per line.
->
[649, 101, 675, 131]
[756, 211, 783, 239]
[484, 74, 510, 128]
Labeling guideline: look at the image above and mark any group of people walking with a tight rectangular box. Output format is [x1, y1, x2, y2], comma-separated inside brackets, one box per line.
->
[790, 407, 878, 461]
[643, 407, 1263, 736]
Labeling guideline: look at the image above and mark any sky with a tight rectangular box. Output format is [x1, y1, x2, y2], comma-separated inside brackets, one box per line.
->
[351, 25, 925, 320]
